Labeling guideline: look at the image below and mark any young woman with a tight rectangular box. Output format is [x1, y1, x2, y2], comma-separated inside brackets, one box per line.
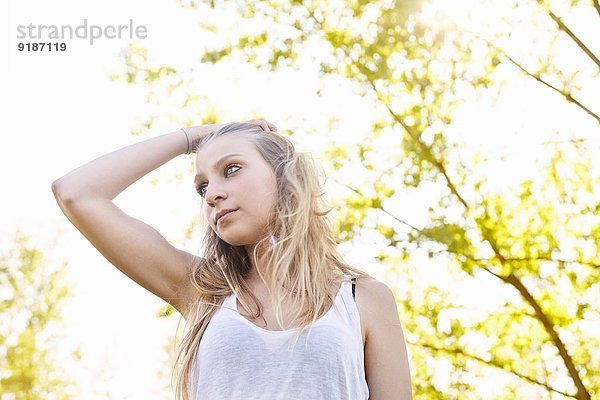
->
[52, 119, 412, 400]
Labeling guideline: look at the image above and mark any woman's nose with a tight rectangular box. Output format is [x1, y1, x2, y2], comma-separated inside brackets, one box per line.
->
[205, 183, 227, 205]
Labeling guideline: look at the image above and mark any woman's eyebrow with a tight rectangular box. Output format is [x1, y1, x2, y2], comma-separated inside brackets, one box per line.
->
[194, 153, 243, 186]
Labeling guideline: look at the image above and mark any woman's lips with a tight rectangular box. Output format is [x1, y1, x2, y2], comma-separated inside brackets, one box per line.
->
[217, 210, 237, 223]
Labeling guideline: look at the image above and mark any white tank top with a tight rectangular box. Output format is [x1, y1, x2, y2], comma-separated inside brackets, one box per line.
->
[191, 276, 369, 400]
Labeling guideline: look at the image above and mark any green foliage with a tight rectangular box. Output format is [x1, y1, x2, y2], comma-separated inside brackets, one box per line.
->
[0, 231, 76, 399]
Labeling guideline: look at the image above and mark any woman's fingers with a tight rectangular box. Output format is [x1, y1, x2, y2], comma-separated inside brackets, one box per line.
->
[267, 122, 278, 132]
[245, 119, 277, 132]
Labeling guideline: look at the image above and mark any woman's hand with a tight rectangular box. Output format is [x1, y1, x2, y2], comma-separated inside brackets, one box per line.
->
[187, 119, 278, 153]
[242, 118, 278, 133]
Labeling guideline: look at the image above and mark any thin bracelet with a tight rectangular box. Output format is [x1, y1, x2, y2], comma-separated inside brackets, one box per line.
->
[180, 128, 192, 155]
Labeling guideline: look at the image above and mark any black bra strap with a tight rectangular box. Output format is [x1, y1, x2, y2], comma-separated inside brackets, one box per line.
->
[351, 276, 357, 301]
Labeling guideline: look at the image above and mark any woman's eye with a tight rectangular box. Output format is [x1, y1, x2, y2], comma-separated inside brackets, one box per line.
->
[197, 164, 241, 198]
[226, 164, 241, 175]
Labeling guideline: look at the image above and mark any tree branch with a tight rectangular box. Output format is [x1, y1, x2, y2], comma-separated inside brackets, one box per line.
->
[537, 0, 600, 69]
[427, 249, 600, 270]
[370, 82, 470, 209]
[502, 272, 590, 399]
[330, 177, 422, 233]
[414, 341, 577, 398]
[463, 30, 600, 124]
[502, 51, 600, 124]
[503, 256, 600, 269]
[463, 238, 591, 399]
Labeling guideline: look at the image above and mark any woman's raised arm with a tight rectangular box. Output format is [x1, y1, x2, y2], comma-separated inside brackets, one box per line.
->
[51, 126, 211, 315]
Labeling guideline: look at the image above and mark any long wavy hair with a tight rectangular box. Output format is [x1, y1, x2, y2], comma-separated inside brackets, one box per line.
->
[172, 122, 373, 400]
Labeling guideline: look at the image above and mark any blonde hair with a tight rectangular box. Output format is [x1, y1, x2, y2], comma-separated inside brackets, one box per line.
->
[173, 122, 373, 400]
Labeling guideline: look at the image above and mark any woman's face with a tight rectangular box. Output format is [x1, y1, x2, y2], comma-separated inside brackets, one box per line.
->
[195, 134, 277, 246]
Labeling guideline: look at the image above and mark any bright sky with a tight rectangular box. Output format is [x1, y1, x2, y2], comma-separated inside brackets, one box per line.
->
[1, 0, 598, 398]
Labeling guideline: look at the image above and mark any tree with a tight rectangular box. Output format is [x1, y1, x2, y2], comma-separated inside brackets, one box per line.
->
[0, 231, 76, 399]
[110, 0, 599, 398]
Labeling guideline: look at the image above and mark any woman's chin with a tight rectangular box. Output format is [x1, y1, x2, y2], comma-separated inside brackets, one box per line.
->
[218, 233, 251, 247]
[216, 226, 266, 247]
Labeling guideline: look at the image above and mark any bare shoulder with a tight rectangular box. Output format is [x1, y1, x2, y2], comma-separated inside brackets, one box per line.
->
[355, 276, 412, 398]
[353, 276, 395, 306]
[353, 277, 398, 340]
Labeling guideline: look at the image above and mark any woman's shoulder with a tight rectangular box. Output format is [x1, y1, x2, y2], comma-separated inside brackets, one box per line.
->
[331, 273, 387, 296]
[343, 274, 397, 340]
[347, 275, 392, 299]
[338, 272, 382, 288]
